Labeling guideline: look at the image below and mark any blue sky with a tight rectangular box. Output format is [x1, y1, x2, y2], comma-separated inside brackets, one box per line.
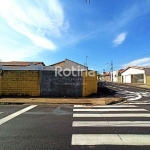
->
[0, 0, 150, 73]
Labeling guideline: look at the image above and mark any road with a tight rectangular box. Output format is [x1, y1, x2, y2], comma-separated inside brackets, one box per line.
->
[0, 102, 150, 150]
[106, 82, 150, 103]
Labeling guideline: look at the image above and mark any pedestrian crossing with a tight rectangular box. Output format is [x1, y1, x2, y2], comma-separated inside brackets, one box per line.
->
[71, 104, 150, 146]
[72, 134, 150, 145]
[73, 108, 147, 112]
[72, 121, 150, 127]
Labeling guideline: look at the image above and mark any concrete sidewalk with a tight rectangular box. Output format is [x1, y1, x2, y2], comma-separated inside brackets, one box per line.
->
[0, 97, 123, 106]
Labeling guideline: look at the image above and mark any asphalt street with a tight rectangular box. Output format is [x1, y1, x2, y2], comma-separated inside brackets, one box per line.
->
[0, 83, 150, 150]
[106, 82, 150, 102]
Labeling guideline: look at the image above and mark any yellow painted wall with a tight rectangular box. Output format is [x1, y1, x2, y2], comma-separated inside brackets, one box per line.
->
[118, 76, 121, 83]
[82, 71, 97, 97]
[1, 70, 40, 96]
[146, 76, 150, 85]
[0, 69, 2, 96]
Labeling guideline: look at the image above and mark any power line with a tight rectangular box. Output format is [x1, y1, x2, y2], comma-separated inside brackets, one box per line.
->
[86, 51, 150, 73]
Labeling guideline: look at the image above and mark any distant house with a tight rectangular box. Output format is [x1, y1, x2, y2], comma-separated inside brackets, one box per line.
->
[117, 69, 124, 82]
[0, 61, 45, 70]
[121, 66, 150, 84]
[110, 69, 124, 82]
[100, 72, 111, 81]
[44, 59, 87, 71]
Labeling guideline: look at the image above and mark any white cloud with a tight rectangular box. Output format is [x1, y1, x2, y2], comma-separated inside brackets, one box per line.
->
[113, 32, 127, 46]
[0, 47, 36, 61]
[123, 57, 150, 68]
[0, 0, 68, 61]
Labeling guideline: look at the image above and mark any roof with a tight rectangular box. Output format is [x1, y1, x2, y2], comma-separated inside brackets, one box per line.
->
[0, 61, 45, 66]
[65, 59, 87, 68]
[50, 58, 87, 68]
[101, 72, 110, 76]
[118, 69, 124, 73]
[50, 60, 65, 66]
[121, 66, 150, 73]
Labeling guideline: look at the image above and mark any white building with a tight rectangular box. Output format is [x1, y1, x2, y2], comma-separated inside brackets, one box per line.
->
[110, 69, 124, 82]
[121, 66, 150, 84]
[110, 70, 118, 82]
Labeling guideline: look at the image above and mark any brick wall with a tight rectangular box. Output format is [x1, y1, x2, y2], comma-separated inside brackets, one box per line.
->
[1, 70, 40, 96]
[82, 71, 97, 97]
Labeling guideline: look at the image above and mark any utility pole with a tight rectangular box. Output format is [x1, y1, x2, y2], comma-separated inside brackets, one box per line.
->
[86, 56, 88, 67]
[111, 60, 113, 82]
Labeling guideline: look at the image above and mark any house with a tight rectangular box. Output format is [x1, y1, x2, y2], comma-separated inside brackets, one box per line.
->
[0, 61, 45, 70]
[110, 69, 124, 82]
[100, 72, 111, 81]
[44, 59, 87, 71]
[117, 69, 124, 82]
[121, 66, 150, 84]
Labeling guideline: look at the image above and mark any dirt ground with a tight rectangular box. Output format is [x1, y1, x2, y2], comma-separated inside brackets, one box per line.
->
[0, 97, 123, 105]
[0, 87, 123, 105]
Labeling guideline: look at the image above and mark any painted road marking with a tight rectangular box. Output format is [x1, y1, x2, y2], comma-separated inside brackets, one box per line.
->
[73, 108, 147, 112]
[116, 90, 150, 100]
[0, 105, 37, 125]
[74, 105, 137, 108]
[72, 104, 150, 146]
[72, 121, 150, 127]
[73, 113, 150, 117]
[125, 103, 150, 104]
[71, 134, 150, 145]
[119, 86, 129, 88]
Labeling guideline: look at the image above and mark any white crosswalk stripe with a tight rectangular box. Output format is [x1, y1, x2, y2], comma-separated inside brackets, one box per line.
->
[73, 113, 150, 117]
[72, 121, 150, 127]
[74, 105, 137, 107]
[73, 108, 147, 112]
[72, 134, 150, 145]
[71, 104, 150, 146]
[124, 103, 150, 105]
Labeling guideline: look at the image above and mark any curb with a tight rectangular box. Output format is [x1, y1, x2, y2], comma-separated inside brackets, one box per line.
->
[0, 97, 124, 106]
[106, 98, 126, 105]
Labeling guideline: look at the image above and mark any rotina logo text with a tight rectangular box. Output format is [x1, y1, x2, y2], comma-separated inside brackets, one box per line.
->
[54, 66, 96, 77]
